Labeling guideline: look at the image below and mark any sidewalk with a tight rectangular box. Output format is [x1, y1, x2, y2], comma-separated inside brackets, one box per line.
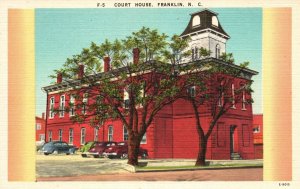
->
[123, 159, 263, 172]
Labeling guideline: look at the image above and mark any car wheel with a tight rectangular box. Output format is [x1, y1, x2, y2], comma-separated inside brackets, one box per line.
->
[93, 155, 99, 158]
[81, 154, 87, 158]
[66, 153, 70, 155]
[141, 153, 148, 159]
[121, 153, 128, 159]
[44, 153, 49, 156]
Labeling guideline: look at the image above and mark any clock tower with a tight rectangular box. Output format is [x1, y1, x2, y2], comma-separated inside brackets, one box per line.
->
[180, 9, 230, 61]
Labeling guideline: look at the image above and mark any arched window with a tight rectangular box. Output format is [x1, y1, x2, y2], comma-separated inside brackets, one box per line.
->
[212, 16, 219, 27]
[192, 15, 200, 27]
[215, 44, 220, 59]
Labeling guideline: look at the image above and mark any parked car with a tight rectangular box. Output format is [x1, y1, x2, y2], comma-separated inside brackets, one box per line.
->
[103, 141, 148, 159]
[82, 141, 118, 158]
[40, 141, 78, 155]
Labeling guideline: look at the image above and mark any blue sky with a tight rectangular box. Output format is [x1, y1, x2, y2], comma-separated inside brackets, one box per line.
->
[35, 8, 262, 116]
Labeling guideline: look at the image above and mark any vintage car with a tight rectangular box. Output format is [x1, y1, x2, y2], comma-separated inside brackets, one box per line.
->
[82, 141, 118, 158]
[103, 141, 148, 159]
[40, 141, 78, 155]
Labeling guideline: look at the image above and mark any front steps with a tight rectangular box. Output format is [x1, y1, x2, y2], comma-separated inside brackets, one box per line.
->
[231, 152, 242, 160]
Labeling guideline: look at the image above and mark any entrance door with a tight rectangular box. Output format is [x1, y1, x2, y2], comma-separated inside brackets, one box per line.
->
[230, 125, 238, 153]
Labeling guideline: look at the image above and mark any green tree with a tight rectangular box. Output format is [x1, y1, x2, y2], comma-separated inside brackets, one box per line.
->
[182, 53, 254, 166]
[50, 27, 191, 166]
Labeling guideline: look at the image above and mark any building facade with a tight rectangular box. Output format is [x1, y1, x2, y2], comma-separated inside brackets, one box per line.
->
[253, 114, 263, 159]
[42, 9, 258, 160]
[36, 113, 46, 142]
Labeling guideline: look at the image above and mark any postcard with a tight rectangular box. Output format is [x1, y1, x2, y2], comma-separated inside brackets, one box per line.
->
[0, 0, 299, 188]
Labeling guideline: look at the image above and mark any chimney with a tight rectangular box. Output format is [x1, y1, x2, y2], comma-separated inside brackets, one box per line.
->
[133, 48, 140, 64]
[104, 56, 110, 72]
[78, 64, 84, 79]
[57, 72, 62, 83]
[42, 113, 45, 120]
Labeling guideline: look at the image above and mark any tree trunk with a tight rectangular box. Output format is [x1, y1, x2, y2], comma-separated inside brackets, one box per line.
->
[195, 137, 208, 166]
[127, 135, 141, 166]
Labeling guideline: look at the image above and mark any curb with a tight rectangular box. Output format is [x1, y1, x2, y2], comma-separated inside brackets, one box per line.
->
[134, 165, 263, 173]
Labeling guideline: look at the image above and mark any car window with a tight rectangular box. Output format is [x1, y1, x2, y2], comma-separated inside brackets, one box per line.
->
[95, 143, 105, 147]
[54, 142, 62, 147]
[118, 142, 126, 146]
[61, 142, 68, 147]
[43, 143, 53, 148]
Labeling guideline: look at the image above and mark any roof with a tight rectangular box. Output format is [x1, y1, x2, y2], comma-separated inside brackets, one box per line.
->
[180, 9, 230, 39]
[42, 58, 258, 93]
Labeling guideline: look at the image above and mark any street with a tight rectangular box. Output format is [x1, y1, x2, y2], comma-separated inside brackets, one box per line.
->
[36, 154, 263, 181]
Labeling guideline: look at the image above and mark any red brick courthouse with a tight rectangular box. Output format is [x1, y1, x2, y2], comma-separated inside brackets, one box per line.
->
[42, 9, 259, 160]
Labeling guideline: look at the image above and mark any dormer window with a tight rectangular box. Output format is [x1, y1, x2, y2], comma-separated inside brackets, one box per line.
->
[212, 16, 219, 27]
[192, 15, 200, 27]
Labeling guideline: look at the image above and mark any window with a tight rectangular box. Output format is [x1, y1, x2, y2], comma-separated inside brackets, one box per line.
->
[48, 130, 52, 142]
[82, 93, 88, 115]
[108, 126, 113, 141]
[242, 90, 247, 110]
[49, 97, 55, 118]
[69, 128, 74, 144]
[231, 83, 236, 109]
[253, 125, 260, 133]
[39, 134, 45, 141]
[212, 16, 219, 27]
[36, 123, 41, 130]
[58, 129, 63, 141]
[94, 127, 99, 141]
[215, 44, 220, 59]
[59, 95, 65, 117]
[69, 94, 75, 117]
[192, 15, 200, 27]
[81, 128, 86, 145]
[123, 126, 128, 141]
[124, 89, 130, 109]
[187, 86, 196, 98]
[141, 133, 147, 144]
[192, 47, 198, 61]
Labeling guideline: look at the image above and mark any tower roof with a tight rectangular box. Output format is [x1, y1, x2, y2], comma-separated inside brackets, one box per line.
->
[180, 9, 230, 39]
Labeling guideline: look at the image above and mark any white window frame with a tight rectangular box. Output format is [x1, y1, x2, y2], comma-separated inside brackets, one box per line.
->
[49, 97, 55, 119]
[82, 93, 88, 115]
[48, 130, 52, 142]
[231, 83, 236, 109]
[124, 89, 130, 109]
[141, 133, 147, 144]
[69, 128, 74, 144]
[94, 127, 99, 141]
[69, 94, 75, 117]
[242, 90, 247, 110]
[36, 123, 41, 130]
[59, 95, 65, 117]
[108, 125, 113, 141]
[81, 127, 86, 145]
[123, 125, 128, 141]
[187, 86, 196, 98]
[253, 125, 260, 133]
[58, 129, 63, 141]
[39, 134, 45, 141]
